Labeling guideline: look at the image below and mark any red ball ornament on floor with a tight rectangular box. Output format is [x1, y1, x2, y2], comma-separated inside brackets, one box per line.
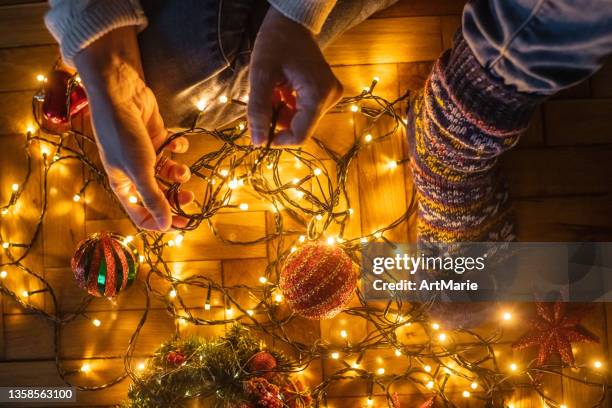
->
[280, 242, 356, 320]
[71, 232, 139, 298]
[247, 351, 277, 379]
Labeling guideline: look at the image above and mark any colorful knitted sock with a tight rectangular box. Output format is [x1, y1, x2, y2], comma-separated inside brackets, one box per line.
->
[407, 31, 545, 245]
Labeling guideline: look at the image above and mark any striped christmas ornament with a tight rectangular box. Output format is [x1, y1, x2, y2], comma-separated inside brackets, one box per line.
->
[71, 232, 139, 298]
[280, 242, 356, 320]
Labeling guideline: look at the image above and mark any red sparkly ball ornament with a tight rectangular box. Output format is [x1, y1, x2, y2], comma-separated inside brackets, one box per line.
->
[40, 69, 88, 130]
[272, 85, 296, 131]
[280, 242, 356, 320]
[71, 232, 139, 298]
[167, 350, 186, 366]
[247, 351, 277, 379]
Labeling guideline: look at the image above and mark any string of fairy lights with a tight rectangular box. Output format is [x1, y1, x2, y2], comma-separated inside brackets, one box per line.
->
[0, 73, 608, 407]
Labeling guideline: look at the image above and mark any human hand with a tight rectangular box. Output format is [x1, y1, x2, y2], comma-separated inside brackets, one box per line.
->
[74, 27, 193, 231]
[248, 8, 343, 146]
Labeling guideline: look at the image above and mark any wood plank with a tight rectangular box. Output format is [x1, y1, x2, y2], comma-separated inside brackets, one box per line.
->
[502, 146, 612, 197]
[0, 3, 53, 48]
[0, 45, 57, 91]
[374, 0, 466, 18]
[440, 15, 461, 50]
[0, 91, 36, 135]
[333, 64, 399, 101]
[544, 99, 612, 146]
[4, 312, 55, 359]
[519, 106, 544, 147]
[324, 17, 442, 66]
[515, 195, 612, 241]
[590, 61, 612, 98]
[397, 61, 433, 92]
[552, 79, 591, 99]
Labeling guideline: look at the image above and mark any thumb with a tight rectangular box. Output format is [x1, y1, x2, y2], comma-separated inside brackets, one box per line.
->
[132, 171, 172, 231]
[247, 68, 276, 145]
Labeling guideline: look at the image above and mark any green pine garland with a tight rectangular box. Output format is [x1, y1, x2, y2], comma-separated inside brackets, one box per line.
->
[122, 325, 311, 408]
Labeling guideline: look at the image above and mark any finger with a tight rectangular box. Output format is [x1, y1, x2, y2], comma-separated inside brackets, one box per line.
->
[131, 172, 172, 231]
[164, 136, 189, 154]
[157, 158, 191, 184]
[247, 68, 276, 146]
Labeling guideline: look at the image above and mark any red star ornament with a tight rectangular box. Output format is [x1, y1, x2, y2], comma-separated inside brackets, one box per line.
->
[512, 301, 599, 366]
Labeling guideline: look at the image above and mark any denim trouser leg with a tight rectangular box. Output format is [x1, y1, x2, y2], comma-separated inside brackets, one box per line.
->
[138, 0, 398, 129]
[463, 0, 612, 95]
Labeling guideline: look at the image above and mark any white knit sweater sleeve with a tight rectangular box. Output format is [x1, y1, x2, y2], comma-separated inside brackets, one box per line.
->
[267, 0, 336, 33]
[44, 0, 147, 68]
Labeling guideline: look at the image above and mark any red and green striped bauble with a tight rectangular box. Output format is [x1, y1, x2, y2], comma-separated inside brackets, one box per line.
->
[71, 232, 139, 298]
[280, 242, 356, 320]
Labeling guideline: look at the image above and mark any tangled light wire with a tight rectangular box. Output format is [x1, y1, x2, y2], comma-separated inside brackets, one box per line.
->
[0, 76, 606, 407]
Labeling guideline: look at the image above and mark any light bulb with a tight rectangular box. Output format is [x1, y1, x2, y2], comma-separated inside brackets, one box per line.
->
[350, 104, 359, 112]
[11, 183, 19, 192]
[395, 349, 402, 356]
[40, 146, 50, 157]
[128, 195, 138, 204]
[246, 309, 254, 316]
[438, 333, 447, 342]
[80, 363, 91, 373]
[352, 362, 360, 369]
[364, 133, 373, 143]
[503, 312, 512, 321]
[219, 95, 229, 104]
[92, 319, 101, 327]
[26, 125, 36, 134]
[228, 178, 239, 189]
[431, 323, 440, 330]
[137, 362, 145, 371]
[594, 360, 602, 369]
[377, 367, 385, 375]
[508, 404, 515, 408]
[510, 363, 518, 371]
[330, 352, 340, 359]
[3, 242, 10, 249]
[124, 235, 134, 244]
[0, 270, 6, 279]
[169, 289, 177, 298]
[313, 168, 322, 176]
[560, 405, 567, 408]
[366, 397, 373, 406]
[139, 255, 145, 263]
[471, 382, 478, 390]
[239, 203, 249, 211]
[259, 276, 268, 284]
[73, 194, 81, 202]
[462, 390, 470, 398]
[340, 330, 348, 338]
[387, 160, 398, 169]
[426, 381, 434, 389]
[204, 303, 211, 311]
[290, 246, 297, 253]
[226, 307, 234, 316]
[360, 237, 368, 243]
[274, 294, 283, 303]
[238, 122, 246, 130]
[298, 235, 306, 243]
[195, 99, 207, 111]
[36, 74, 45, 82]
[1, 208, 8, 215]
[326, 237, 335, 245]
[219, 169, 229, 177]
[21, 290, 29, 298]
[373, 76, 380, 83]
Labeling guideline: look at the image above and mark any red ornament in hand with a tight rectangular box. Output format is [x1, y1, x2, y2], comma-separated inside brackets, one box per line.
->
[247, 351, 277, 379]
[41, 69, 88, 130]
[272, 85, 296, 131]
[167, 350, 186, 366]
[280, 242, 356, 320]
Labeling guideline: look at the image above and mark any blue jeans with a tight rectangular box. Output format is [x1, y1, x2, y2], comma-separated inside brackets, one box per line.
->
[463, 0, 612, 95]
[137, 0, 398, 128]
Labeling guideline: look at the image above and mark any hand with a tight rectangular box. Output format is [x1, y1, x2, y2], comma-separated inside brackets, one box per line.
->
[74, 27, 193, 231]
[248, 8, 343, 146]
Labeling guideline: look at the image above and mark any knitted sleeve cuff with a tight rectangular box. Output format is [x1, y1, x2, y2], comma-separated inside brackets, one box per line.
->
[267, 0, 336, 34]
[440, 31, 545, 132]
[45, 0, 148, 68]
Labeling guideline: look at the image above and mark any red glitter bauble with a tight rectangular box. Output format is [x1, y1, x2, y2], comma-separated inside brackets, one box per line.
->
[272, 85, 296, 131]
[70, 232, 139, 298]
[247, 351, 277, 379]
[167, 350, 186, 366]
[41, 69, 88, 129]
[280, 242, 356, 320]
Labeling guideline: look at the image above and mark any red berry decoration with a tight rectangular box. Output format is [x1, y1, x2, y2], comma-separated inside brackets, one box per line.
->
[280, 242, 356, 320]
[71, 232, 139, 298]
[272, 85, 296, 131]
[247, 351, 277, 379]
[167, 350, 186, 366]
[40, 69, 88, 130]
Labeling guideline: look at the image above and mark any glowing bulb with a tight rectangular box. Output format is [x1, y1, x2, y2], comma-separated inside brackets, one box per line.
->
[25, 125, 36, 134]
[169, 289, 177, 298]
[387, 160, 398, 169]
[228, 178, 239, 189]
[594, 360, 602, 369]
[366, 397, 373, 406]
[330, 352, 340, 360]
[0, 270, 7, 279]
[462, 391, 470, 398]
[560, 405, 567, 408]
[298, 235, 306, 243]
[36, 74, 45, 82]
[326, 237, 335, 245]
[340, 330, 348, 338]
[74, 75, 81, 83]
[226, 307, 234, 316]
[424, 365, 431, 372]
[395, 349, 402, 356]
[73, 194, 81, 202]
[373, 231, 382, 239]
[292, 178, 300, 185]
[219, 95, 229, 104]
[139, 255, 145, 263]
[274, 294, 283, 303]
[360, 237, 368, 243]
[239, 203, 249, 211]
[195, 99, 207, 111]
[1, 208, 8, 215]
[219, 169, 229, 177]
[290, 246, 297, 253]
[348, 208, 354, 215]
[92, 319, 101, 327]
[204, 303, 211, 311]
[295, 190, 305, 199]
[508, 404, 515, 408]
[313, 168, 322, 176]
[174, 234, 184, 245]
[11, 183, 19, 192]
[80, 363, 91, 373]
[124, 235, 134, 244]
[315, 214, 323, 221]
[510, 363, 518, 372]
[503, 312, 512, 321]
[40, 145, 50, 157]
[373, 76, 380, 82]
[137, 362, 145, 371]
[3, 242, 10, 249]
[471, 382, 478, 390]
[238, 122, 246, 131]
[350, 104, 359, 112]
[246, 309, 254, 316]
[364, 133, 373, 143]
[377, 367, 385, 375]
[128, 195, 138, 204]
[438, 333, 447, 342]
[426, 381, 434, 389]
[259, 276, 268, 284]
[431, 323, 440, 330]
[21, 290, 29, 298]
[352, 362, 360, 369]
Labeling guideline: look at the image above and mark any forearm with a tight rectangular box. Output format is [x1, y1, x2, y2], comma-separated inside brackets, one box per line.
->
[408, 31, 544, 244]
